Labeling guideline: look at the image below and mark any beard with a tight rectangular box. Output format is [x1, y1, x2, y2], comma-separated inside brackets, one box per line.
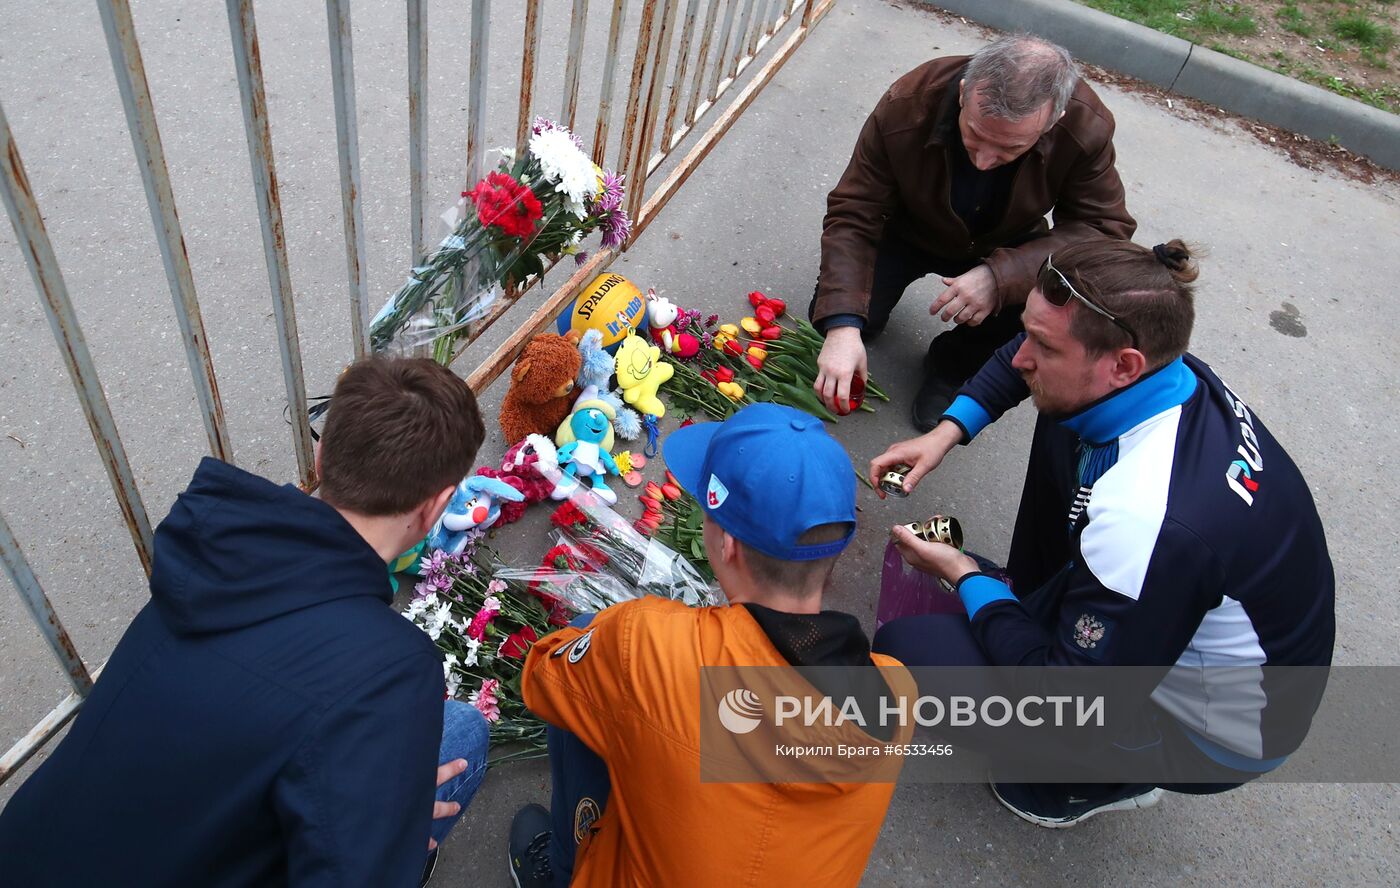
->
[1023, 372, 1070, 415]
[1023, 373, 1050, 411]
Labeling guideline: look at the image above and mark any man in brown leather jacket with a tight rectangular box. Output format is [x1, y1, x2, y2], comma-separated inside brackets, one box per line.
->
[810, 36, 1136, 430]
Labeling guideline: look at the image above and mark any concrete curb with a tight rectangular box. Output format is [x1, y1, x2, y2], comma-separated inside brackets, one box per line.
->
[921, 0, 1400, 171]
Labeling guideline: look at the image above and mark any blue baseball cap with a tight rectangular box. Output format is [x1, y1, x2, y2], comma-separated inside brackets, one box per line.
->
[662, 403, 856, 561]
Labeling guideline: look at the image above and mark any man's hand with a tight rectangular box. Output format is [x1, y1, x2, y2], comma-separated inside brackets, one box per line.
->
[428, 758, 468, 850]
[930, 265, 998, 326]
[890, 524, 978, 585]
[868, 421, 963, 497]
[814, 326, 868, 415]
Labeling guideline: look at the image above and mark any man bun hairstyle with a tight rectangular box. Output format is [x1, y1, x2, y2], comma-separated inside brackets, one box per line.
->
[964, 34, 1079, 121]
[319, 356, 485, 515]
[1054, 237, 1200, 367]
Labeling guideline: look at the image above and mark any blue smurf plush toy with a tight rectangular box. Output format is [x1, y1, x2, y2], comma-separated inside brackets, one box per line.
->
[552, 401, 621, 504]
[428, 475, 527, 553]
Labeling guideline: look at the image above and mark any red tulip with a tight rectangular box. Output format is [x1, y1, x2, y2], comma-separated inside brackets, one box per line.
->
[755, 305, 776, 324]
[765, 297, 786, 317]
[759, 325, 782, 341]
[661, 483, 682, 501]
[714, 366, 735, 383]
[747, 291, 766, 307]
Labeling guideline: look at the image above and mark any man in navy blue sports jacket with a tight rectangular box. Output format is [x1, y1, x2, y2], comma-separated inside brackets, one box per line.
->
[869, 237, 1334, 827]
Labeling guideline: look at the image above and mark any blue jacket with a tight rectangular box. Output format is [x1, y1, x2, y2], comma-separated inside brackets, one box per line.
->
[943, 338, 1335, 765]
[0, 458, 444, 887]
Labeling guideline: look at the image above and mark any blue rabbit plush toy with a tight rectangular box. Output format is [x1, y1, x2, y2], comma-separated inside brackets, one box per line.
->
[428, 474, 527, 553]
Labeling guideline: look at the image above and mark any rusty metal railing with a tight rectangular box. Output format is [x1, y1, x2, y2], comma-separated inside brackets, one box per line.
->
[1, 0, 834, 784]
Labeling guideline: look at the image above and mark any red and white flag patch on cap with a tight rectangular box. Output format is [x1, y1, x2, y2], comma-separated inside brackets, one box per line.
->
[706, 474, 730, 509]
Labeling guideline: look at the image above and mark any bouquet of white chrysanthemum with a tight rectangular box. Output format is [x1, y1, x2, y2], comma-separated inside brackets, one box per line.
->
[369, 118, 631, 361]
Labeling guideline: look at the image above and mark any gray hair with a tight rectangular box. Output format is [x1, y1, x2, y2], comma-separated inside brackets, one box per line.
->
[963, 35, 1079, 121]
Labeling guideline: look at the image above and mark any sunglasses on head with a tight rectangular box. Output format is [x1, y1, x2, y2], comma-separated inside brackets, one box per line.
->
[1038, 254, 1139, 349]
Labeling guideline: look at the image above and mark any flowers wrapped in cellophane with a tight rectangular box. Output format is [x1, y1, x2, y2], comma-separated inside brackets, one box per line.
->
[369, 118, 632, 362]
[540, 494, 723, 607]
[402, 492, 720, 760]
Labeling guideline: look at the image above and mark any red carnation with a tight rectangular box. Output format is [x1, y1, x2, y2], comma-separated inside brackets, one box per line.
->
[550, 500, 588, 529]
[467, 171, 543, 239]
[500, 625, 539, 658]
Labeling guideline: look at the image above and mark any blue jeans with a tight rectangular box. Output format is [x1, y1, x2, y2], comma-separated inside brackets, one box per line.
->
[431, 700, 490, 847]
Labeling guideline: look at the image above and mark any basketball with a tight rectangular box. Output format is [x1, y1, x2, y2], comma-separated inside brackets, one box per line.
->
[555, 272, 646, 351]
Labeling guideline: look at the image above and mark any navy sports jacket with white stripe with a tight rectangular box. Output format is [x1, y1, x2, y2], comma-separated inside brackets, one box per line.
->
[942, 334, 1335, 765]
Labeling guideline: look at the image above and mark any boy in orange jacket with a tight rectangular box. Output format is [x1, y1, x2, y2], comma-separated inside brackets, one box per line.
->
[508, 403, 913, 887]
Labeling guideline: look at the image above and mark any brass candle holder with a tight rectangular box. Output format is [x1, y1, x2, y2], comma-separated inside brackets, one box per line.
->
[880, 464, 913, 497]
[900, 514, 963, 550]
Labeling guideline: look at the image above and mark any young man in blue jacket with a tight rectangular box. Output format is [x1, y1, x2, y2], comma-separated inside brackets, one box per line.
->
[869, 238, 1334, 826]
[0, 357, 488, 886]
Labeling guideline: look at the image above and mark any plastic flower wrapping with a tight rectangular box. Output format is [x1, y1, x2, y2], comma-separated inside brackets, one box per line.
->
[402, 493, 720, 759]
[368, 118, 632, 362]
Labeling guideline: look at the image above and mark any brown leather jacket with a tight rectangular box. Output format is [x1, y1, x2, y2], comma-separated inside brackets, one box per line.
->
[814, 57, 1136, 323]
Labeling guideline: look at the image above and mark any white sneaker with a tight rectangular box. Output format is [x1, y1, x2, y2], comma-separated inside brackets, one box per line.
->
[990, 782, 1164, 828]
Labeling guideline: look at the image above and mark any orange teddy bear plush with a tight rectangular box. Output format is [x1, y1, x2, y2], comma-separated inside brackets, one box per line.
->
[498, 332, 583, 446]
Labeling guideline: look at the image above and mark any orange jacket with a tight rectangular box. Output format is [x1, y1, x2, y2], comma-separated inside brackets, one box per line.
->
[522, 598, 915, 887]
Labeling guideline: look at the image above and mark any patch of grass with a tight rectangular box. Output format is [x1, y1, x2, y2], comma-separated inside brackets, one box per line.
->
[1209, 42, 1256, 60]
[1075, 0, 1400, 116]
[1193, 2, 1260, 35]
[1272, 56, 1400, 111]
[1361, 47, 1393, 67]
[1277, 3, 1315, 35]
[1332, 13, 1397, 51]
[1079, 0, 1193, 36]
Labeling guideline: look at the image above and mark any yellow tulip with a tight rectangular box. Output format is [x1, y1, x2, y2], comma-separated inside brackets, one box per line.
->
[719, 323, 740, 337]
[718, 381, 745, 401]
[746, 345, 767, 359]
[740, 317, 762, 335]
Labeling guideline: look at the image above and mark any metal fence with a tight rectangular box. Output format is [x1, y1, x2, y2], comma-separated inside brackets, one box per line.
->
[0, 0, 835, 784]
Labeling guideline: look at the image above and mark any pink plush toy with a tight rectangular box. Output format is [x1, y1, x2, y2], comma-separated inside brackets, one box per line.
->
[473, 434, 559, 527]
[645, 290, 700, 359]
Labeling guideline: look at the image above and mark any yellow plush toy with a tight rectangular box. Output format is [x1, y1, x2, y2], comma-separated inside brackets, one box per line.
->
[615, 333, 673, 418]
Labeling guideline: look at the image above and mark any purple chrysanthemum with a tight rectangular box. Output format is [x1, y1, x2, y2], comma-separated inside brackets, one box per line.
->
[421, 550, 451, 576]
[575, 250, 590, 266]
[595, 169, 625, 214]
[599, 207, 632, 249]
[704, 313, 720, 327]
[413, 576, 445, 599]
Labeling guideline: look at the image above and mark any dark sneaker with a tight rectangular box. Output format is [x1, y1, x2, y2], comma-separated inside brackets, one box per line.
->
[419, 848, 438, 888]
[991, 781, 1164, 828]
[508, 804, 554, 888]
[912, 371, 963, 432]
